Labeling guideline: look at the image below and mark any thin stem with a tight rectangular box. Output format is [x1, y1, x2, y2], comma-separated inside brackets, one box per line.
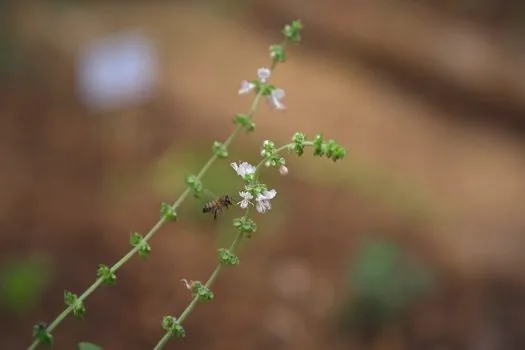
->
[255, 141, 314, 171]
[153, 210, 249, 350]
[27, 78, 267, 350]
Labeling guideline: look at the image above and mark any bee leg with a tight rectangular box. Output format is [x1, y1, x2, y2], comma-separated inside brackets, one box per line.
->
[213, 208, 220, 220]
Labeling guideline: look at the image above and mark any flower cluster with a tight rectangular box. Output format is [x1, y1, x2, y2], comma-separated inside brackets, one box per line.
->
[231, 161, 277, 214]
[239, 67, 286, 110]
[261, 140, 288, 175]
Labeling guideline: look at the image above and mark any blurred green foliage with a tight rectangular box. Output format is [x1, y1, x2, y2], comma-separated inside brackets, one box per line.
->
[0, 258, 52, 313]
[77, 342, 103, 350]
[339, 237, 435, 337]
[294, 152, 437, 221]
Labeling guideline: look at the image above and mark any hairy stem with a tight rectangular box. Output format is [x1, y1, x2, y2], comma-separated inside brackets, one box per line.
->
[153, 211, 248, 350]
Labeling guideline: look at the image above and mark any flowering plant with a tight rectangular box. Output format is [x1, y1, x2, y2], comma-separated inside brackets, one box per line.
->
[28, 19, 346, 350]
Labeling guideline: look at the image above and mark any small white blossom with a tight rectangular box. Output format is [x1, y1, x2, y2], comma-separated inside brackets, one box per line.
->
[279, 165, 288, 175]
[255, 189, 277, 213]
[238, 191, 254, 209]
[238, 80, 255, 95]
[267, 88, 286, 110]
[239, 67, 271, 95]
[231, 161, 256, 177]
[257, 67, 271, 83]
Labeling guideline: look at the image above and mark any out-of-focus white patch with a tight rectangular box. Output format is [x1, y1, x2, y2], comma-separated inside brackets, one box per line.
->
[76, 31, 158, 112]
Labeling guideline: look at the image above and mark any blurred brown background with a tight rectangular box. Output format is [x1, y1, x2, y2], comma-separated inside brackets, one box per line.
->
[1, 0, 525, 349]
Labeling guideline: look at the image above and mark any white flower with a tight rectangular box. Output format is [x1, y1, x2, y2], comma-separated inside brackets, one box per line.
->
[238, 67, 272, 95]
[231, 161, 256, 178]
[238, 80, 255, 95]
[279, 165, 288, 175]
[257, 67, 271, 83]
[255, 189, 277, 213]
[267, 88, 286, 110]
[238, 191, 254, 209]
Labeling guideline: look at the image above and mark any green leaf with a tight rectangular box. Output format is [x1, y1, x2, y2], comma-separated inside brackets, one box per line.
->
[212, 141, 228, 158]
[129, 232, 142, 246]
[160, 202, 178, 221]
[33, 322, 53, 346]
[0, 258, 51, 313]
[78, 342, 103, 350]
[96, 264, 116, 285]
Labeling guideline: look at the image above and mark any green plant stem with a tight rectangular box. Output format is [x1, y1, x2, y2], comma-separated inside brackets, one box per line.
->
[255, 141, 314, 170]
[153, 210, 248, 350]
[27, 89, 266, 350]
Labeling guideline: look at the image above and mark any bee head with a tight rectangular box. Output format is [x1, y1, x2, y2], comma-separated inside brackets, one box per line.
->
[224, 195, 233, 205]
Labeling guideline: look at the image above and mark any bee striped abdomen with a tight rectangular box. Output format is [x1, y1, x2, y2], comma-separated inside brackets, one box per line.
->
[202, 203, 215, 213]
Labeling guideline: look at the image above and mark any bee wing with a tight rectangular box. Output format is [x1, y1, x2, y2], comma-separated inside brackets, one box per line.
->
[203, 189, 218, 200]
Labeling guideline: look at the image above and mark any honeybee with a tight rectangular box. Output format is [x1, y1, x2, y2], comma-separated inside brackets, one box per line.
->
[203, 195, 234, 220]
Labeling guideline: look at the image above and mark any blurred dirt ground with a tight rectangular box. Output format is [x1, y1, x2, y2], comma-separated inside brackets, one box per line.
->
[1, 1, 525, 350]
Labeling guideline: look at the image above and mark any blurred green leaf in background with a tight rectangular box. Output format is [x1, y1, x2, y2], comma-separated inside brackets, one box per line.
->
[77, 342, 103, 350]
[339, 236, 436, 338]
[0, 257, 52, 314]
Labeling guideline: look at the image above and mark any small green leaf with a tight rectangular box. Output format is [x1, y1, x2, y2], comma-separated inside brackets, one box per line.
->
[129, 232, 142, 246]
[260, 84, 274, 97]
[160, 202, 178, 221]
[233, 217, 257, 237]
[192, 281, 214, 301]
[130, 233, 151, 259]
[96, 265, 116, 285]
[233, 113, 255, 133]
[33, 322, 53, 347]
[162, 316, 176, 331]
[64, 290, 76, 306]
[282, 19, 303, 43]
[184, 174, 204, 198]
[212, 141, 228, 159]
[64, 290, 86, 319]
[218, 248, 240, 266]
[138, 242, 151, 259]
[291, 132, 306, 156]
[269, 44, 286, 62]
[173, 324, 186, 338]
[161, 316, 186, 338]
